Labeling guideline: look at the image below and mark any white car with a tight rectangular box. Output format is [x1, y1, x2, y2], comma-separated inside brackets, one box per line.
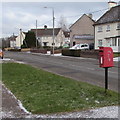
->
[69, 44, 89, 50]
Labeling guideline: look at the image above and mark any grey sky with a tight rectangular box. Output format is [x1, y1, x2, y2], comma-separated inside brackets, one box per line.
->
[1, 1, 118, 37]
[2, 0, 119, 2]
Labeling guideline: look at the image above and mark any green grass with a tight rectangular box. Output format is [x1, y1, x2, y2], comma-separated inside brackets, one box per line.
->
[2, 63, 119, 114]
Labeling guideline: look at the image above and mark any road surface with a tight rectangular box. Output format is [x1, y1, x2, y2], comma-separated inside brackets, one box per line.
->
[4, 51, 119, 92]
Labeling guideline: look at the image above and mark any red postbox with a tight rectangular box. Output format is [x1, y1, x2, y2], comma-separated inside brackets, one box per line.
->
[99, 47, 114, 68]
[99, 47, 114, 92]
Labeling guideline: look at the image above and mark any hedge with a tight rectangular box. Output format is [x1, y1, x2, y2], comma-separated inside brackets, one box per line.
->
[8, 49, 21, 52]
[62, 49, 99, 58]
[30, 48, 47, 54]
[62, 49, 81, 57]
[51, 49, 62, 54]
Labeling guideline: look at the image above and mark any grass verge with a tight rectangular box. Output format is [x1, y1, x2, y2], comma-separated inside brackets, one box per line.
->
[2, 63, 119, 114]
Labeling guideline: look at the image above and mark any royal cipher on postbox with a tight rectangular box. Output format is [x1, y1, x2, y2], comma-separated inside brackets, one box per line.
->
[99, 47, 114, 68]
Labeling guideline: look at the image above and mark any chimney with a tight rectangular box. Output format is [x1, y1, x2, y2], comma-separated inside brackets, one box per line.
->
[108, 1, 117, 9]
[88, 13, 93, 19]
[44, 25, 47, 29]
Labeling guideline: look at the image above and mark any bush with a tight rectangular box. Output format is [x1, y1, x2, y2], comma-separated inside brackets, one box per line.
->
[80, 50, 99, 59]
[21, 44, 27, 49]
[30, 48, 47, 54]
[8, 49, 21, 52]
[62, 49, 99, 58]
[51, 49, 62, 54]
[58, 46, 63, 49]
[62, 49, 81, 57]
[43, 46, 52, 51]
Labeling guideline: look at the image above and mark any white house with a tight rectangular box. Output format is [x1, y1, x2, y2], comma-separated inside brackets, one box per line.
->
[10, 37, 16, 48]
[63, 31, 70, 45]
[31, 27, 65, 47]
[15, 29, 26, 49]
[94, 1, 120, 52]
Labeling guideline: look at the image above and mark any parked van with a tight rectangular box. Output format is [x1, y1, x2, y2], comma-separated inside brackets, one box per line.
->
[0, 49, 3, 59]
[69, 43, 89, 50]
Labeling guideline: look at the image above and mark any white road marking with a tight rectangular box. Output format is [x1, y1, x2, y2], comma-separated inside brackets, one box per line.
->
[87, 68, 95, 70]
[109, 71, 118, 74]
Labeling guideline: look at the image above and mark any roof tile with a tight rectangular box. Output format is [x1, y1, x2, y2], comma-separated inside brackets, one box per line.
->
[95, 5, 120, 25]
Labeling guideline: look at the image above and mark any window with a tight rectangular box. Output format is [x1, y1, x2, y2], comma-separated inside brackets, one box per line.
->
[117, 23, 120, 30]
[111, 38, 117, 46]
[84, 45, 88, 47]
[81, 45, 84, 47]
[98, 40, 103, 46]
[106, 25, 110, 31]
[106, 38, 111, 46]
[98, 26, 103, 32]
[118, 38, 120, 46]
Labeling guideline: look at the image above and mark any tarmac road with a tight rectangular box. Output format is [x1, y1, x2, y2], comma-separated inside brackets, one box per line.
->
[4, 51, 119, 92]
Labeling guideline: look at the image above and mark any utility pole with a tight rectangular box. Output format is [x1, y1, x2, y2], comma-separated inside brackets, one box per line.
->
[20, 28, 22, 49]
[13, 33, 15, 48]
[44, 7, 55, 55]
[36, 20, 38, 48]
[52, 8, 55, 55]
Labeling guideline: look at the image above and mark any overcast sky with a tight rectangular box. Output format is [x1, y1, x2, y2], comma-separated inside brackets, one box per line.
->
[1, 0, 119, 38]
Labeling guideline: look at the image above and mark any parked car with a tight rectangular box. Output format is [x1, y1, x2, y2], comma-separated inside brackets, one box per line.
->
[0, 49, 3, 59]
[69, 43, 89, 50]
[63, 43, 70, 48]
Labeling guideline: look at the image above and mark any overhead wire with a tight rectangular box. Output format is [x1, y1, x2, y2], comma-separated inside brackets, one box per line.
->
[36, 7, 108, 27]
[56, 8, 108, 19]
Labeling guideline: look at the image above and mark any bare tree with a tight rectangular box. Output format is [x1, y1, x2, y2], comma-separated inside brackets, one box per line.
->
[57, 15, 69, 31]
[2, 37, 10, 48]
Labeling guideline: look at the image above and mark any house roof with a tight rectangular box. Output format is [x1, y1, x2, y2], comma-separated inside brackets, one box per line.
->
[9, 36, 17, 41]
[94, 5, 120, 25]
[31, 28, 61, 36]
[23, 32, 27, 35]
[70, 14, 95, 29]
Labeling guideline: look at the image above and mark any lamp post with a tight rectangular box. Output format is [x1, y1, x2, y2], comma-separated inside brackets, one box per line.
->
[20, 28, 22, 49]
[44, 7, 55, 55]
[36, 20, 38, 48]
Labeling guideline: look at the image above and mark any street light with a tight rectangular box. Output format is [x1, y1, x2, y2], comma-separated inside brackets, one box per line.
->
[44, 7, 55, 55]
[36, 20, 38, 48]
[20, 28, 22, 49]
